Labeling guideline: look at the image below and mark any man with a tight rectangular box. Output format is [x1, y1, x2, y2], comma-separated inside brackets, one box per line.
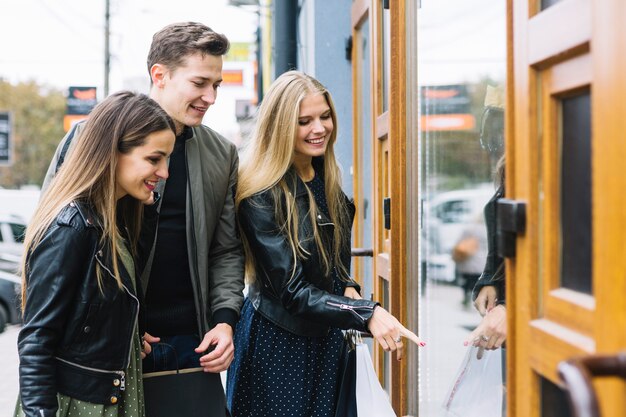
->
[43, 21, 245, 406]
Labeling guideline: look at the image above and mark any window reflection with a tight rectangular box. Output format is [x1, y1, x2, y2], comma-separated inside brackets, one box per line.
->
[541, 0, 563, 11]
[417, 0, 507, 415]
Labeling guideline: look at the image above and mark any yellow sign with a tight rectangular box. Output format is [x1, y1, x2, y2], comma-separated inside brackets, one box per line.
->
[226, 42, 253, 62]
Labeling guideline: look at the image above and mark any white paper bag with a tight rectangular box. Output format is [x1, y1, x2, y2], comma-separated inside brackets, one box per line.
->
[442, 346, 505, 417]
[355, 343, 397, 417]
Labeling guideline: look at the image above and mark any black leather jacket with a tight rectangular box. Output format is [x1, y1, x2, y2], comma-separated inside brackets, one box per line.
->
[18, 201, 142, 417]
[472, 185, 506, 304]
[239, 168, 379, 337]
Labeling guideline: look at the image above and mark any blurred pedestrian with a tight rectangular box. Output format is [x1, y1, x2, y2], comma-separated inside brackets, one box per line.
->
[225, 71, 423, 417]
[452, 212, 488, 308]
[16, 91, 175, 417]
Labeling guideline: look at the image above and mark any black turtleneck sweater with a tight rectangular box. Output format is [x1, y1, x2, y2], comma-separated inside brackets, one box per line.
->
[145, 128, 197, 336]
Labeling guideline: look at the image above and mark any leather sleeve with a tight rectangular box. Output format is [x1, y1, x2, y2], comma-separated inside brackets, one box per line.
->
[472, 186, 506, 304]
[18, 223, 92, 417]
[340, 199, 362, 294]
[344, 280, 362, 293]
[239, 194, 379, 333]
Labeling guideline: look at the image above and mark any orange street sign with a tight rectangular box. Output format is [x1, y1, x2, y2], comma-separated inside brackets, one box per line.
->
[420, 114, 475, 131]
[222, 70, 244, 86]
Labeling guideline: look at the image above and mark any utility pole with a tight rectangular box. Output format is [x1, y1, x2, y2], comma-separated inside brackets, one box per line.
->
[273, 0, 298, 78]
[104, 0, 110, 97]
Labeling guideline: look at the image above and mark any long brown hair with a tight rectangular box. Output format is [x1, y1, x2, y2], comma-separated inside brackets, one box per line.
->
[237, 71, 351, 283]
[21, 91, 174, 309]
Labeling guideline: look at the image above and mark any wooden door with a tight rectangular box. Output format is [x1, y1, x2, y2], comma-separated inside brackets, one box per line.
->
[351, 0, 409, 413]
[509, 0, 626, 416]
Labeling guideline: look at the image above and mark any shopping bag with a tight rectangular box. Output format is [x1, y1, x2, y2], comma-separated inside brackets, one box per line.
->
[335, 332, 358, 417]
[442, 345, 505, 417]
[452, 236, 479, 263]
[143, 344, 228, 417]
[355, 343, 397, 417]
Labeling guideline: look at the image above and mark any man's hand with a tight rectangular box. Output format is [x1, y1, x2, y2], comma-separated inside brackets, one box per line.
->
[196, 323, 234, 373]
[141, 332, 160, 360]
[474, 285, 498, 316]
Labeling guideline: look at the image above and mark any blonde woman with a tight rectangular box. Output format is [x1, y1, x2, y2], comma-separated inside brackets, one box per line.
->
[226, 71, 423, 417]
[16, 91, 175, 417]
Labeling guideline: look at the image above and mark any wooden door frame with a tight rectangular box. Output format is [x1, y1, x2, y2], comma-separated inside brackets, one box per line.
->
[593, 1, 626, 414]
[351, 0, 409, 413]
[350, 0, 370, 291]
[509, 1, 626, 416]
[388, 0, 409, 412]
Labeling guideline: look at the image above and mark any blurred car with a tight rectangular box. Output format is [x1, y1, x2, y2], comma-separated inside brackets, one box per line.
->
[0, 270, 21, 331]
[423, 186, 494, 283]
[0, 214, 25, 331]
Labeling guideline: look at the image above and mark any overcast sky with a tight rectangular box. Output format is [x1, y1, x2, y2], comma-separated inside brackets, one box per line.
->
[419, 0, 506, 85]
[0, 0, 258, 94]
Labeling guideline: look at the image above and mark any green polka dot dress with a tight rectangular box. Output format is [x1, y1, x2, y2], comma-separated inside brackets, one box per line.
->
[14, 240, 145, 417]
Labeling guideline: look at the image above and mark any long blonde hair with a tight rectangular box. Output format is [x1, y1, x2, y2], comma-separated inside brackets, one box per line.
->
[21, 91, 174, 310]
[237, 71, 350, 283]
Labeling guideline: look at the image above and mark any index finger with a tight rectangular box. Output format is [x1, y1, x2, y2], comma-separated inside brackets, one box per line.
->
[465, 324, 484, 346]
[399, 327, 424, 347]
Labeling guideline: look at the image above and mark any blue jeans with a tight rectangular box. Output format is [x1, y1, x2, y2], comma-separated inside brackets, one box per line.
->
[142, 334, 202, 372]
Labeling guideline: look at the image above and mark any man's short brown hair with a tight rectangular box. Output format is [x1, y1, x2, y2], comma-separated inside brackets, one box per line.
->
[147, 22, 230, 76]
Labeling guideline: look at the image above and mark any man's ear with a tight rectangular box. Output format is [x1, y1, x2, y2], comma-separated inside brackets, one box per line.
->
[150, 64, 167, 87]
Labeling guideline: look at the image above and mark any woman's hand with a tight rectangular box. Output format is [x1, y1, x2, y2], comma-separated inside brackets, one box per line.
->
[465, 305, 507, 357]
[367, 306, 425, 361]
[474, 285, 498, 316]
[141, 332, 160, 360]
[343, 287, 362, 300]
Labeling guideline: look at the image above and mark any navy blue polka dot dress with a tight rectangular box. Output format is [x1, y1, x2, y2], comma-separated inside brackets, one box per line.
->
[226, 173, 347, 417]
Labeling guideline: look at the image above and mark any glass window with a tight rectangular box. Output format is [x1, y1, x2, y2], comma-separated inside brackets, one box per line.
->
[381, 5, 391, 112]
[356, 18, 374, 304]
[560, 91, 592, 294]
[416, 0, 507, 414]
[541, 376, 572, 417]
[541, 0, 563, 11]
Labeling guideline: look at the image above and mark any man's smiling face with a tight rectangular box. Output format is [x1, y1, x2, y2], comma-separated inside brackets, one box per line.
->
[151, 52, 223, 133]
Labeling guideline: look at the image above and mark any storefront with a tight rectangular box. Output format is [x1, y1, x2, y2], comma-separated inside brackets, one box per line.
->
[349, 0, 626, 415]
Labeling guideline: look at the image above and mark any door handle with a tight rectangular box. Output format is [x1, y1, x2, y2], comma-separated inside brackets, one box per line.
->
[558, 352, 626, 417]
[351, 248, 374, 257]
[496, 198, 526, 258]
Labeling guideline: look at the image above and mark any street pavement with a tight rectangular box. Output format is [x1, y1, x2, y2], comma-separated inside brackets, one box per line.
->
[0, 282, 485, 416]
[419, 281, 485, 416]
[0, 325, 20, 414]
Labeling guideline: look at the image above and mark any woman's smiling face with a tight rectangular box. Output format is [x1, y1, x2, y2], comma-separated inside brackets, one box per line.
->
[115, 129, 175, 201]
[293, 93, 334, 165]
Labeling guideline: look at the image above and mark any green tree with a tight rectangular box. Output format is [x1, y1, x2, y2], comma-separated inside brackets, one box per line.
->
[0, 80, 65, 188]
